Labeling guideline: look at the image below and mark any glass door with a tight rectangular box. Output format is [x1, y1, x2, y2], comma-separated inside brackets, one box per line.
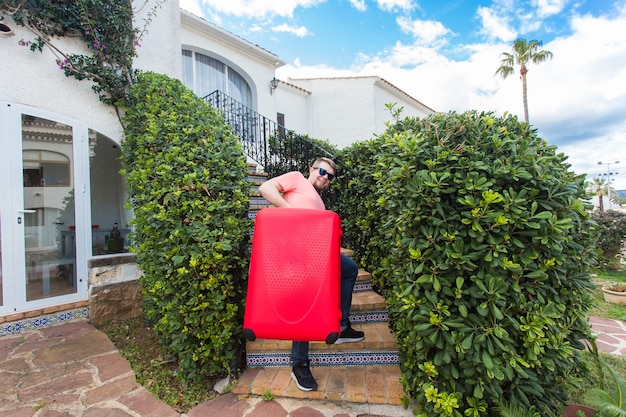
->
[22, 114, 77, 301]
[0, 103, 88, 315]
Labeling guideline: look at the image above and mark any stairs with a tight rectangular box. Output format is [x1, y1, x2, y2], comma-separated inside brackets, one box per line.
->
[235, 165, 406, 405]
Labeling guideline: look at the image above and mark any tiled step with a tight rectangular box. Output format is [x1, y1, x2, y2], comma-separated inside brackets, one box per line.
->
[350, 289, 387, 311]
[245, 321, 399, 367]
[233, 364, 406, 405]
[241, 164, 403, 407]
[247, 170, 270, 220]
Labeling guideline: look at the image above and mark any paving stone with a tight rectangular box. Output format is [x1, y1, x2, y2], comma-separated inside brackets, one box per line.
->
[83, 374, 138, 406]
[0, 372, 21, 400]
[13, 337, 59, 356]
[91, 352, 134, 382]
[233, 367, 260, 394]
[2, 315, 623, 417]
[40, 322, 95, 339]
[0, 357, 30, 373]
[0, 335, 30, 362]
[41, 394, 81, 410]
[18, 373, 94, 403]
[270, 367, 292, 396]
[19, 362, 88, 390]
[35, 408, 73, 417]
[82, 407, 134, 417]
[289, 405, 326, 417]
[187, 392, 250, 417]
[118, 386, 179, 417]
[365, 367, 387, 404]
[327, 367, 347, 402]
[252, 367, 278, 395]
[32, 331, 115, 367]
[346, 367, 366, 403]
[0, 407, 38, 417]
[248, 400, 288, 417]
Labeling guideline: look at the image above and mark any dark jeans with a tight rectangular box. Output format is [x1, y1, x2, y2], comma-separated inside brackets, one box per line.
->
[292, 253, 358, 364]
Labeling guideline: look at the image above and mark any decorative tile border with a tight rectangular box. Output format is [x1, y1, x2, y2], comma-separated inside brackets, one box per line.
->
[0, 307, 89, 337]
[353, 281, 373, 292]
[247, 351, 400, 367]
[249, 197, 269, 206]
[350, 310, 389, 324]
[247, 176, 267, 184]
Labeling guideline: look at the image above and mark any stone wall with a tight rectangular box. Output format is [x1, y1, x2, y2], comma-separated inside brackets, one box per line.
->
[88, 254, 143, 326]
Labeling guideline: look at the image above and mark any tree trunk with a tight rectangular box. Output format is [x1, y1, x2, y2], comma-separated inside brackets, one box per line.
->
[598, 193, 604, 211]
[521, 70, 529, 124]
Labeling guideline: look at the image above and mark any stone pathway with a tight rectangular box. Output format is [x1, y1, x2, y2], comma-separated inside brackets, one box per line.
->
[1, 317, 624, 417]
[589, 315, 626, 355]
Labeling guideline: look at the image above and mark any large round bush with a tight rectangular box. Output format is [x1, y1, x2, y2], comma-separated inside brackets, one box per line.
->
[121, 72, 251, 383]
[337, 110, 597, 416]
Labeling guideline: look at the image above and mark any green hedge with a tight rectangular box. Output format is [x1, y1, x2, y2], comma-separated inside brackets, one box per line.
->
[336, 110, 598, 416]
[120, 72, 252, 383]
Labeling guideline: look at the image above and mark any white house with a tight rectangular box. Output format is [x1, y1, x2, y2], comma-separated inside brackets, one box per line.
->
[0, 1, 434, 328]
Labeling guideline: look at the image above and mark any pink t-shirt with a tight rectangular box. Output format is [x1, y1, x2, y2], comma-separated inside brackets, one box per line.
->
[273, 171, 325, 210]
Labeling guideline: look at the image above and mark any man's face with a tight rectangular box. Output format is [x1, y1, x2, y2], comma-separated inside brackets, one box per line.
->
[309, 161, 335, 191]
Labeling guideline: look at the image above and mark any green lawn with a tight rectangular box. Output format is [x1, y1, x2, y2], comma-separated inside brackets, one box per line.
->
[590, 267, 626, 322]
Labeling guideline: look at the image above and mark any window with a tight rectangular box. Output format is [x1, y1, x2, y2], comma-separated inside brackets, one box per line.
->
[89, 130, 130, 255]
[277, 113, 286, 140]
[23, 150, 70, 187]
[182, 49, 252, 108]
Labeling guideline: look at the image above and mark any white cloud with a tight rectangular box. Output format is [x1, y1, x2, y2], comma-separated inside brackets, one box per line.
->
[349, 0, 367, 12]
[192, 0, 626, 188]
[272, 23, 312, 37]
[374, 0, 415, 13]
[180, 0, 205, 17]
[187, 0, 326, 18]
[278, 3, 626, 187]
[396, 16, 451, 45]
[531, 0, 569, 18]
[559, 133, 626, 190]
[476, 6, 517, 42]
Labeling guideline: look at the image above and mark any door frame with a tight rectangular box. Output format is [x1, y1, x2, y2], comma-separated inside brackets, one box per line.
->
[0, 102, 90, 315]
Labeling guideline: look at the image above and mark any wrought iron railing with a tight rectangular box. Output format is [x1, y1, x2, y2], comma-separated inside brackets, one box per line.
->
[204, 90, 362, 230]
[203, 91, 337, 179]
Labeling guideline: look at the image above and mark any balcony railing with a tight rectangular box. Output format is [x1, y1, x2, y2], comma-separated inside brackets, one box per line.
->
[203, 91, 336, 179]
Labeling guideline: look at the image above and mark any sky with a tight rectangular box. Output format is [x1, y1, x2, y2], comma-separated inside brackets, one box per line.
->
[180, 0, 626, 190]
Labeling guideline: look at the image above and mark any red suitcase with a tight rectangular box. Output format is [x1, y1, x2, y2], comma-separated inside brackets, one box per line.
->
[243, 208, 341, 344]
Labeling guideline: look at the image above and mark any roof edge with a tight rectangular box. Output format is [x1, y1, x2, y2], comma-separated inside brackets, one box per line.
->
[180, 9, 286, 68]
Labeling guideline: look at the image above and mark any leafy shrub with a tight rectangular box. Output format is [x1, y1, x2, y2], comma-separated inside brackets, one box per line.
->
[266, 130, 339, 178]
[590, 210, 626, 269]
[2, 0, 144, 105]
[336, 110, 598, 416]
[120, 72, 252, 384]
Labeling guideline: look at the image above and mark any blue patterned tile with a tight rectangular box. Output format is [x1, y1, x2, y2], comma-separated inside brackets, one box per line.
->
[0, 308, 88, 337]
[247, 351, 400, 367]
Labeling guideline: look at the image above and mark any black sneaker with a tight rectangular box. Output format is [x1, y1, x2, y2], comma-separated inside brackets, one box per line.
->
[334, 325, 365, 344]
[291, 359, 317, 391]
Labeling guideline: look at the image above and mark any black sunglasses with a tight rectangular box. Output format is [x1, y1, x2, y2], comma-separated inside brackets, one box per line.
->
[313, 166, 335, 181]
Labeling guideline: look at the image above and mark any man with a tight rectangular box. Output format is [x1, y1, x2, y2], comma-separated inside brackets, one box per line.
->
[258, 157, 365, 391]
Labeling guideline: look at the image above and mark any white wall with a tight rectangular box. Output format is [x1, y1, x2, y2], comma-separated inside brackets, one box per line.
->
[272, 81, 311, 134]
[180, 11, 284, 117]
[279, 77, 436, 149]
[0, 0, 180, 145]
[133, 0, 182, 79]
[1, 23, 121, 142]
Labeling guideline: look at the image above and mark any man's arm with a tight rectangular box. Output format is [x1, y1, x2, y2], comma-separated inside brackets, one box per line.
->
[258, 179, 292, 208]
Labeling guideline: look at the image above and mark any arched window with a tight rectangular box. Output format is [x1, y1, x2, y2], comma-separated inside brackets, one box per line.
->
[182, 49, 252, 107]
[23, 150, 70, 187]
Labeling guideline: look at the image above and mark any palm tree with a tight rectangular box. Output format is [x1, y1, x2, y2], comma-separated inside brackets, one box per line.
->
[495, 38, 553, 124]
[586, 177, 620, 211]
